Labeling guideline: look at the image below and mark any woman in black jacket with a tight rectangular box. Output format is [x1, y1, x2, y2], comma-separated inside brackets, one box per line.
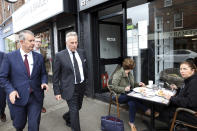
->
[163, 60, 197, 126]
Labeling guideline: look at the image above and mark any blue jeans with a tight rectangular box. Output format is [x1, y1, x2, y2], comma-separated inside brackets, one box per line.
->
[113, 94, 148, 123]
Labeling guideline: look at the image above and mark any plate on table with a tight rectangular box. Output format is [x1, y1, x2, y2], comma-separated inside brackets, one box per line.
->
[133, 87, 155, 97]
[155, 89, 174, 97]
[133, 87, 151, 93]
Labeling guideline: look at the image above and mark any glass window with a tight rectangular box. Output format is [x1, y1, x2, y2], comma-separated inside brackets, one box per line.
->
[4, 34, 18, 53]
[35, 31, 53, 75]
[164, 0, 172, 7]
[127, 2, 149, 82]
[127, 0, 197, 84]
[174, 12, 183, 28]
[98, 4, 122, 18]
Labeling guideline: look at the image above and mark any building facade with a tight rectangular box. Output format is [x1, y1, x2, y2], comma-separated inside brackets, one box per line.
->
[0, 0, 24, 51]
[1, 0, 197, 100]
[0, 0, 77, 81]
[77, 0, 197, 100]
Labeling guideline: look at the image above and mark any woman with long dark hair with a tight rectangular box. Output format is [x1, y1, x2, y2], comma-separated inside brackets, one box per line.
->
[162, 60, 197, 127]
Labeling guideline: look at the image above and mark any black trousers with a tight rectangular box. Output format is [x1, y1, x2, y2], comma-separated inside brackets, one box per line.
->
[66, 82, 86, 131]
[0, 87, 6, 115]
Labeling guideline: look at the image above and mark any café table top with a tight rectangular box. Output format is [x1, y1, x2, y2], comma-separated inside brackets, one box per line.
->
[127, 87, 176, 105]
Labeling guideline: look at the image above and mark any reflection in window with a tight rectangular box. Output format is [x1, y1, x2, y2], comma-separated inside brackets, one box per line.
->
[164, 0, 172, 7]
[4, 34, 18, 53]
[35, 31, 53, 75]
[127, 3, 149, 56]
[174, 12, 183, 28]
[127, 2, 149, 82]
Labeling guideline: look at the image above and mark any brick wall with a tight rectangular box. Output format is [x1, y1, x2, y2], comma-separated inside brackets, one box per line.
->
[0, 0, 25, 24]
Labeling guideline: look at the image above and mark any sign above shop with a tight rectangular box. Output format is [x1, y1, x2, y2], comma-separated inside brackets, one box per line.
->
[12, 0, 64, 33]
[3, 27, 11, 34]
[5, 0, 18, 3]
[79, 0, 110, 11]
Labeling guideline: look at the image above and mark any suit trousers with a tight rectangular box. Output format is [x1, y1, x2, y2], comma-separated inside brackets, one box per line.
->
[9, 93, 42, 131]
[0, 87, 6, 115]
[66, 82, 86, 131]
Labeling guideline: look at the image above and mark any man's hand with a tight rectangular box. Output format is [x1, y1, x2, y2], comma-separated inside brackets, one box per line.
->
[41, 83, 49, 92]
[55, 95, 62, 100]
[9, 91, 20, 104]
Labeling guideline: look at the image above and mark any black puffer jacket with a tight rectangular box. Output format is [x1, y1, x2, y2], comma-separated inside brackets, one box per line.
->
[170, 73, 197, 111]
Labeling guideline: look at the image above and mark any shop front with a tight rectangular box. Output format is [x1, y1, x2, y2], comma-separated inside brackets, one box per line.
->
[78, 0, 197, 99]
[11, 0, 77, 80]
[0, 17, 16, 52]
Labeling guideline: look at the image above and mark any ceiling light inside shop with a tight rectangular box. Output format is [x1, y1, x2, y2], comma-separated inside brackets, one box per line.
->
[184, 34, 194, 37]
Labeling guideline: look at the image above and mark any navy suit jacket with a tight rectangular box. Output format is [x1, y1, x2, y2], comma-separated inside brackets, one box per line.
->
[0, 49, 48, 106]
[0, 51, 4, 77]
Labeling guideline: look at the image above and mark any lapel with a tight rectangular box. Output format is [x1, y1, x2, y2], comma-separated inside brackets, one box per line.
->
[16, 50, 29, 77]
[64, 49, 74, 72]
[31, 51, 38, 78]
[77, 49, 83, 62]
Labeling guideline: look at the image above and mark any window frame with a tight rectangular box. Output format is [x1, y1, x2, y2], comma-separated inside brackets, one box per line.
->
[174, 12, 183, 29]
[164, 0, 172, 7]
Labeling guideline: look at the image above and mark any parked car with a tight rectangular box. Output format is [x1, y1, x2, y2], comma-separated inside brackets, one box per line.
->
[157, 49, 197, 63]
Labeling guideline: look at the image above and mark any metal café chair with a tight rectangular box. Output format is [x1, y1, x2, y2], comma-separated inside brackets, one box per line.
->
[170, 107, 197, 131]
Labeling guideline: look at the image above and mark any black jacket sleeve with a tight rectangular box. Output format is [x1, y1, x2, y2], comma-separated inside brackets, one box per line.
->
[170, 79, 197, 109]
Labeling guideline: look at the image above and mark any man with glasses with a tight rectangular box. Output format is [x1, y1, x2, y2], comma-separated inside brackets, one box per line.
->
[34, 35, 49, 113]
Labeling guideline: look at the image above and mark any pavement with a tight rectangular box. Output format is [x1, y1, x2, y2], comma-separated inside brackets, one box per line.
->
[0, 84, 167, 131]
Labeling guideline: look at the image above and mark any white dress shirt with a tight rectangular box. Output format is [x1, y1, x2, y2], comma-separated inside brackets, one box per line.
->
[67, 48, 84, 84]
[20, 48, 34, 76]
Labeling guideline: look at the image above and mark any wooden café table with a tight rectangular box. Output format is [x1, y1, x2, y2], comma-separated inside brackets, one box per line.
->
[127, 86, 176, 131]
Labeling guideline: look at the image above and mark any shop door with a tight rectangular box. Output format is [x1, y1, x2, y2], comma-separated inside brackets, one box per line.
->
[98, 14, 124, 92]
[58, 27, 74, 51]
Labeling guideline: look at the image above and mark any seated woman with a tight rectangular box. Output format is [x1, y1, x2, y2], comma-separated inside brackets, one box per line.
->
[162, 60, 197, 126]
[111, 58, 155, 131]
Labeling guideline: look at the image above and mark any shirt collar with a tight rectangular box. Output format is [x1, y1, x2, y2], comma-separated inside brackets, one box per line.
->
[67, 47, 77, 54]
[20, 48, 32, 57]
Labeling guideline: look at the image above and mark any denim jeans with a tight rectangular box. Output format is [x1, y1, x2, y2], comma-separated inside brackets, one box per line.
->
[113, 93, 148, 123]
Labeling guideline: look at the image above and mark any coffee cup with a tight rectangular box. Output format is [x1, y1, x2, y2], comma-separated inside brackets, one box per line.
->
[148, 80, 153, 87]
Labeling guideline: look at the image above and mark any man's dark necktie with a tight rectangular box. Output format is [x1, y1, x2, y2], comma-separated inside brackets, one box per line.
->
[24, 54, 32, 93]
[24, 54, 30, 77]
[72, 52, 81, 83]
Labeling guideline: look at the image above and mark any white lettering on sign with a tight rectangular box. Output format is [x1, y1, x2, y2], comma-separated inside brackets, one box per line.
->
[81, 0, 91, 6]
[79, 0, 109, 11]
[107, 37, 116, 42]
[12, 0, 64, 33]
[3, 27, 11, 34]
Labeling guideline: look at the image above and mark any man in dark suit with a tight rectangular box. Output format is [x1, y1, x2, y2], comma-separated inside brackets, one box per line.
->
[0, 30, 48, 131]
[0, 51, 6, 122]
[53, 31, 87, 131]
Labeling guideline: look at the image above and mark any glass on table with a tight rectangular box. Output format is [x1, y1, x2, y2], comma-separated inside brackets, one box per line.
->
[152, 84, 159, 91]
[158, 82, 164, 89]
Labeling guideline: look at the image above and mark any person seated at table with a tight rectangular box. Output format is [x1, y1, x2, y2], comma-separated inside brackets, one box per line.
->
[111, 58, 158, 131]
[162, 60, 197, 126]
